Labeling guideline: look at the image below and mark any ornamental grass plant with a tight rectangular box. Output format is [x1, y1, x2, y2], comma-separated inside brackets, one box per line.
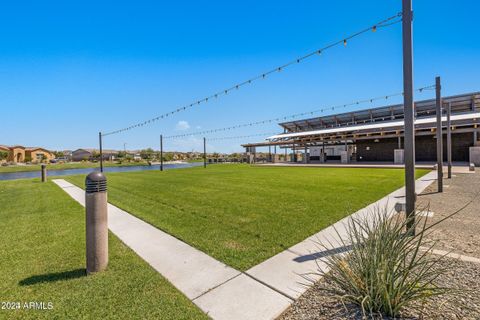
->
[316, 204, 467, 318]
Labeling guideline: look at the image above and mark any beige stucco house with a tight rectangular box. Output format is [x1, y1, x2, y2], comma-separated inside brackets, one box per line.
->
[0, 145, 55, 163]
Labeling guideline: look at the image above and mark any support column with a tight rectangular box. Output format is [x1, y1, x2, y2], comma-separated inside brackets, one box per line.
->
[447, 102, 452, 178]
[398, 136, 402, 149]
[322, 140, 326, 163]
[473, 97, 478, 144]
[402, 0, 416, 233]
[435, 76, 443, 192]
[304, 146, 308, 164]
[269, 145, 272, 163]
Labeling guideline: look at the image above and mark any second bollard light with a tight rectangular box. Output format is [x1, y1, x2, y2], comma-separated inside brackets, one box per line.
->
[41, 164, 47, 182]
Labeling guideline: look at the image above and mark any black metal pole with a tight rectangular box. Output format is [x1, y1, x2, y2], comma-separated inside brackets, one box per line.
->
[99, 132, 103, 172]
[160, 134, 163, 171]
[447, 102, 452, 178]
[269, 145, 271, 163]
[435, 76, 443, 192]
[203, 137, 206, 168]
[402, 0, 416, 234]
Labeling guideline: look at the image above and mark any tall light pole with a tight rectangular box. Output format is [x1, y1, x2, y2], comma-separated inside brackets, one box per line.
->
[160, 135, 163, 171]
[203, 137, 207, 168]
[99, 132, 103, 173]
[435, 76, 443, 192]
[402, 0, 416, 234]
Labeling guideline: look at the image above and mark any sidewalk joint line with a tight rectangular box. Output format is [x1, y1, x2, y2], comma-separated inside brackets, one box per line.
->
[243, 271, 295, 301]
[191, 273, 242, 301]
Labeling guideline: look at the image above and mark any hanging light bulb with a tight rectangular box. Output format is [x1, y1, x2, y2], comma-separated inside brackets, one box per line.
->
[343, 39, 347, 46]
[372, 25, 377, 32]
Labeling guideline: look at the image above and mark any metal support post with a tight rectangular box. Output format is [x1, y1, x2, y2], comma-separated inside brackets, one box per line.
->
[435, 76, 443, 192]
[447, 102, 452, 178]
[402, 0, 416, 234]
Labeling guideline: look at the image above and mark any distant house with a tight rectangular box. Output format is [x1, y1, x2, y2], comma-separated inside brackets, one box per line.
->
[71, 148, 118, 162]
[126, 150, 142, 161]
[0, 145, 54, 163]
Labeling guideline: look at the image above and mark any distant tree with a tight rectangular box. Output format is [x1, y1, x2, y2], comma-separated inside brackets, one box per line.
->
[91, 150, 100, 160]
[140, 148, 155, 160]
[0, 151, 8, 161]
[53, 151, 64, 158]
[117, 151, 127, 159]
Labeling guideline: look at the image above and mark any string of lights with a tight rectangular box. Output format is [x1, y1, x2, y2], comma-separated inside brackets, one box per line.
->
[102, 12, 403, 137]
[163, 84, 435, 139]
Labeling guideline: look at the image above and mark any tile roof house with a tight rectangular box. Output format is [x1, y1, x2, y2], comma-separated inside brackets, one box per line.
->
[0, 145, 54, 163]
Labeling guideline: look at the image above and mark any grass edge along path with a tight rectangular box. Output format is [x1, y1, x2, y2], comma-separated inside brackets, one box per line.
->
[66, 164, 429, 271]
[0, 179, 207, 320]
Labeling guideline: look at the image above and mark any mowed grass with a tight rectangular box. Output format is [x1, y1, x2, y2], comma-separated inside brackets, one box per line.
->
[67, 165, 429, 271]
[0, 180, 207, 319]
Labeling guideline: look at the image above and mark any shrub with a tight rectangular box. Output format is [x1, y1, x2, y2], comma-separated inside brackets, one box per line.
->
[316, 206, 459, 318]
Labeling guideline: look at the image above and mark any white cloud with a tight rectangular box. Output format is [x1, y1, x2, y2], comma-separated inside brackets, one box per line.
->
[175, 120, 190, 131]
[196, 125, 202, 129]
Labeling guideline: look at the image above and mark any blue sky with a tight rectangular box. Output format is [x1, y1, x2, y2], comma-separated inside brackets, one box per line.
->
[1, 1, 479, 153]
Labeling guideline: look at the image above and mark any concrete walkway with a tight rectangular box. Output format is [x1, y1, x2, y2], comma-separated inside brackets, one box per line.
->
[245, 170, 438, 299]
[52, 179, 292, 320]
[53, 171, 437, 319]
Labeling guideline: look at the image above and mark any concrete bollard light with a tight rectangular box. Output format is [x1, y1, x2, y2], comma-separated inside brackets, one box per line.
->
[85, 172, 108, 274]
[41, 164, 47, 182]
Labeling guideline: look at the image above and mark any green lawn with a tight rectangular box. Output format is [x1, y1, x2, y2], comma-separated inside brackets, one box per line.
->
[0, 180, 207, 319]
[66, 164, 429, 270]
[0, 161, 149, 173]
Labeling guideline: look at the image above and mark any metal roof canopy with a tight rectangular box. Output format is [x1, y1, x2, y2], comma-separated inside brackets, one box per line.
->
[279, 91, 479, 133]
[241, 91, 480, 148]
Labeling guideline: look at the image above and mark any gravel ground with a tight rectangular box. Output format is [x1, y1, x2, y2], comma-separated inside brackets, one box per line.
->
[417, 171, 480, 257]
[279, 170, 480, 320]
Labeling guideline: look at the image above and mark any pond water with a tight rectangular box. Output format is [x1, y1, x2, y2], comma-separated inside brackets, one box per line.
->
[0, 162, 205, 181]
